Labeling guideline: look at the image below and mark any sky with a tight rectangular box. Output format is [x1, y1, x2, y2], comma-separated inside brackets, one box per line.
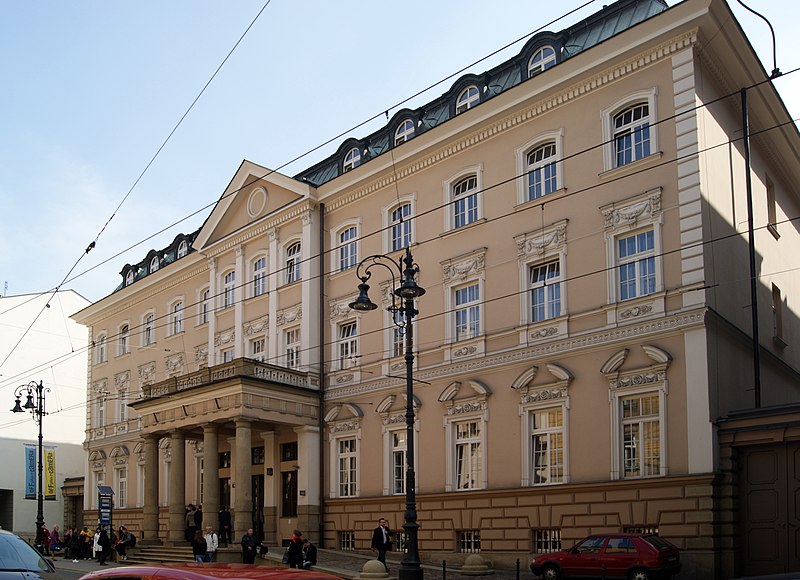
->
[0, 0, 798, 435]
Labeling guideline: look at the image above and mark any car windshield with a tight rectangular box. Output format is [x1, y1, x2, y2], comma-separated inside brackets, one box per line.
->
[0, 534, 51, 572]
[644, 535, 677, 550]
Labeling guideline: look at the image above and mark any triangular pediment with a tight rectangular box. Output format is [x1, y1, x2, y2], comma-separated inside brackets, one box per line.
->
[193, 160, 314, 251]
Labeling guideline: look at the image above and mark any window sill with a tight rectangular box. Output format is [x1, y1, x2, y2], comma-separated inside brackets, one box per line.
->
[773, 335, 787, 349]
[599, 151, 663, 181]
[767, 223, 780, 240]
[515, 188, 568, 209]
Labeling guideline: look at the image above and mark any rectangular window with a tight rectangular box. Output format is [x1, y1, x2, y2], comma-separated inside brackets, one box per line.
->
[251, 446, 265, 465]
[529, 260, 562, 322]
[96, 398, 105, 428]
[339, 227, 358, 271]
[457, 530, 481, 553]
[250, 338, 265, 361]
[286, 328, 300, 369]
[222, 349, 234, 363]
[391, 430, 406, 495]
[219, 451, 231, 469]
[281, 442, 298, 462]
[772, 284, 784, 342]
[338, 321, 358, 369]
[391, 309, 405, 357]
[223, 272, 235, 308]
[617, 230, 655, 301]
[253, 257, 267, 297]
[114, 469, 127, 509]
[533, 528, 561, 553]
[118, 390, 128, 422]
[530, 407, 564, 484]
[96, 336, 107, 364]
[338, 438, 357, 497]
[622, 393, 660, 478]
[339, 531, 356, 551]
[200, 290, 210, 324]
[455, 420, 482, 490]
[766, 176, 779, 238]
[454, 283, 480, 341]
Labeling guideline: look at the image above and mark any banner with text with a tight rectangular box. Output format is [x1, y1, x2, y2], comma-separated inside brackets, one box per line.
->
[24, 445, 36, 499]
[44, 447, 56, 501]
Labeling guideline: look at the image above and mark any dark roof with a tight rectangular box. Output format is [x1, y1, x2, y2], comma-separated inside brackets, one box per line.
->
[294, 0, 668, 187]
[115, 228, 201, 291]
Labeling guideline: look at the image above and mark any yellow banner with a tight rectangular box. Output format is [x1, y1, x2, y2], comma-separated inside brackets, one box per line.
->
[44, 447, 56, 501]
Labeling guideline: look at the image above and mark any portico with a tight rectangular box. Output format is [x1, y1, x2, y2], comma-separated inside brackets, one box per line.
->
[131, 358, 322, 546]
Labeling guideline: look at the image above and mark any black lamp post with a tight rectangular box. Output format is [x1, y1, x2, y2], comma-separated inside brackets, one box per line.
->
[349, 247, 425, 580]
[11, 380, 48, 553]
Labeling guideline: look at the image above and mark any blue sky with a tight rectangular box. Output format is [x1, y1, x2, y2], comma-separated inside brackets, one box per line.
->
[1, 0, 798, 306]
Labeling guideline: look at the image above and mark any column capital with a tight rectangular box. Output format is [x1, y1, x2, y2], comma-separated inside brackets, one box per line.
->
[293, 425, 320, 435]
[203, 423, 219, 434]
[234, 418, 252, 429]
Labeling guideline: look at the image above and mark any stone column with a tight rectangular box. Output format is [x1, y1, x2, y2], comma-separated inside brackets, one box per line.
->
[143, 434, 160, 542]
[233, 419, 253, 543]
[168, 431, 186, 545]
[294, 425, 320, 542]
[261, 431, 277, 545]
[203, 424, 220, 529]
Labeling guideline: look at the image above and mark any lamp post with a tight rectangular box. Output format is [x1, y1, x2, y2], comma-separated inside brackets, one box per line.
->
[349, 247, 425, 580]
[11, 380, 48, 552]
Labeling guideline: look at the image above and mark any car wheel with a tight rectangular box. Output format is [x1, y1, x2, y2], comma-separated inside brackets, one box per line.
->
[541, 564, 561, 580]
[628, 569, 651, 580]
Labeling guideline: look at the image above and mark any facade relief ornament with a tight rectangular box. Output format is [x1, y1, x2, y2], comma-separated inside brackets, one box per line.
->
[602, 190, 662, 230]
[114, 371, 129, 388]
[195, 345, 208, 364]
[441, 248, 486, 284]
[336, 374, 354, 384]
[383, 413, 407, 426]
[609, 369, 667, 389]
[244, 316, 269, 335]
[277, 306, 302, 327]
[447, 400, 487, 415]
[207, 257, 216, 271]
[329, 300, 354, 323]
[139, 362, 156, 386]
[528, 327, 558, 341]
[214, 328, 235, 347]
[516, 222, 567, 258]
[619, 305, 653, 320]
[165, 353, 185, 374]
[330, 421, 359, 434]
[521, 386, 568, 404]
[453, 346, 478, 358]
[236, 245, 245, 258]
[93, 380, 109, 398]
[268, 228, 278, 242]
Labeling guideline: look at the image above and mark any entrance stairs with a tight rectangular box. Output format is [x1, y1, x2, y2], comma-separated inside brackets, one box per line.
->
[124, 545, 195, 565]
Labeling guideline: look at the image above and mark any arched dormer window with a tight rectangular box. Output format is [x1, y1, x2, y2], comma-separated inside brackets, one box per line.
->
[125, 270, 134, 286]
[177, 240, 188, 258]
[456, 86, 480, 114]
[343, 147, 361, 172]
[150, 256, 160, 273]
[528, 46, 556, 77]
[394, 119, 415, 145]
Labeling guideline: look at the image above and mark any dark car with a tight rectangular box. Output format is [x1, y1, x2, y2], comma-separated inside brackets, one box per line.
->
[0, 529, 61, 579]
[79, 563, 344, 580]
[529, 533, 681, 580]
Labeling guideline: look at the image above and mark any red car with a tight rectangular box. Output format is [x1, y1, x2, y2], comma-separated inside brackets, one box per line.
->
[529, 533, 681, 580]
[79, 563, 342, 580]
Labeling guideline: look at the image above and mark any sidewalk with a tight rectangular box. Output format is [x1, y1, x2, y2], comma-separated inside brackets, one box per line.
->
[53, 556, 121, 576]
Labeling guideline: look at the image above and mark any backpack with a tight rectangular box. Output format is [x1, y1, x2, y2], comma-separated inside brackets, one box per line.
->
[130, 533, 137, 548]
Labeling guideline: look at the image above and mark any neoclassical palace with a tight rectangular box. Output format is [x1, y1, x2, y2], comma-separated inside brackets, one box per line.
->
[72, 0, 800, 577]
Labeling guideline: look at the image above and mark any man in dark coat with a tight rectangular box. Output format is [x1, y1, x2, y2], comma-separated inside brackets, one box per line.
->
[194, 505, 203, 534]
[97, 526, 111, 565]
[241, 528, 257, 564]
[219, 506, 232, 547]
[302, 538, 317, 569]
[370, 517, 394, 572]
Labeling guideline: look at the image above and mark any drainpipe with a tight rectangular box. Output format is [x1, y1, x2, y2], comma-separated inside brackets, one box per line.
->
[318, 202, 327, 547]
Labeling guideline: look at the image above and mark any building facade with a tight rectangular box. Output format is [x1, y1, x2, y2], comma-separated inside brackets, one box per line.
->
[71, 0, 800, 577]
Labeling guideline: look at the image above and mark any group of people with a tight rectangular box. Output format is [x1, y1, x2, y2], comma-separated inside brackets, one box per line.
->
[241, 528, 316, 569]
[49, 525, 136, 564]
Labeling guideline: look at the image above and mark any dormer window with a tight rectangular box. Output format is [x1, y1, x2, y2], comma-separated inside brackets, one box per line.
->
[150, 256, 160, 273]
[528, 46, 556, 77]
[177, 240, 188, 258]
[343, 147, 361, 172]
[125, 270, 134, 286]
[395, 120, 415, 145]
[456, 86, 480, 114]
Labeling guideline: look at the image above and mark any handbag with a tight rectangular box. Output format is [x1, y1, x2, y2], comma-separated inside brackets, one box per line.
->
[281, 548, 290, 564]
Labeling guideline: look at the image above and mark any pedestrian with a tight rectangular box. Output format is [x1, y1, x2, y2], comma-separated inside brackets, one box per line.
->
[192, 529, 208, 563]
[98, 526, 111, 565]
[371, 517, 394, 572]
[241, 528, 257, 564]
[286, 530, 304, 569]
[204, 525, 218, 562]
[301, 538, 317, 569]
[93, 527, 101, 561]
[219, 506, 232, 547]
[115, 526, 132, 561]
[70, 528, 83, 562]
[185, 504, 196, 544]
[42, 526, 51, 555]
[80, 526, 93, 560]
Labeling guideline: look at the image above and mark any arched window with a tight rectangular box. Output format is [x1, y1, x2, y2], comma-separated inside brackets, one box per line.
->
[200, 289, 210, 324]
[171, 302, 183, 334]
[339, 226, 358, 272]
[343, 147, 361, 172]
[253, 257, 267, 297]
[394, 119, 415, 145]
[143, 313, 155, 345]
[95, 334, 107, 364]
[391, 203, 412, 251]
[286, 242, 302, 284]
[118, 324, 130, 355]
[150, 256, 160, 273]
[125, 270, 134, 286]
[177, 240, 188, 258]
[528, 46, 556, 77]
[223, 271, 235, 308]
[456, 86, 480, 114]
[452, 175, 479, 228]
[526, 142, 558, 200]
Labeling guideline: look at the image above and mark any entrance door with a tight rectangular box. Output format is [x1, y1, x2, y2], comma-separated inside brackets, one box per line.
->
[740, 443, 800, 575]
[252, 475, 264, 544]
[281, 470, 297, 518]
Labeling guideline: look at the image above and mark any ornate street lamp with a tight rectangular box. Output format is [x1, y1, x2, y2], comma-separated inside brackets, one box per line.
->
[349, 247, 425, 580]
[11, 380, 48, 552]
